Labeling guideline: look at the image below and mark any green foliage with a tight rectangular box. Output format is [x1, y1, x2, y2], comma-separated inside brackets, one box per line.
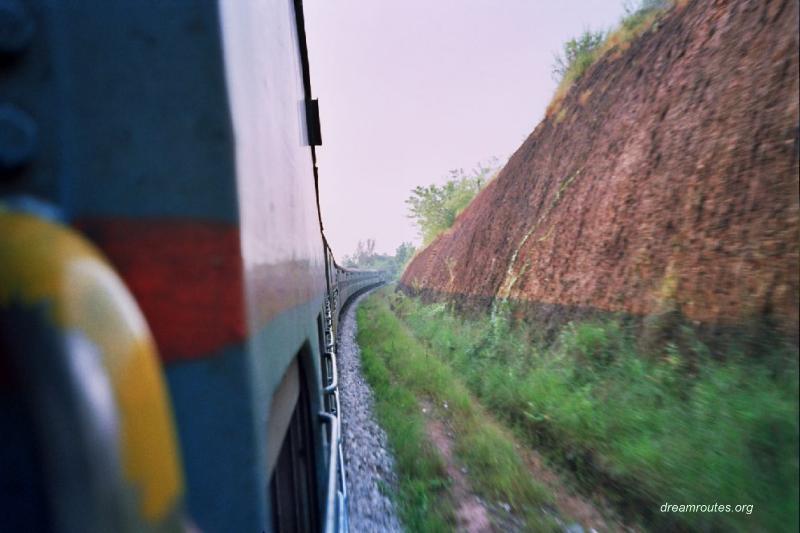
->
[456, 425, 551, 512]
[406, 160, 500, 245]
[392, 241, 416, 275]
[551, 29, 606, 83]
[548, 0, 673, 115]
[623, 0, 672, 21]
[551, 0, 672, 84]
[357, 298, 452, 531]
[344, 238, 377, 267]
[605, 0, 672, 52]
[342, 239, 416, 279]
[358, 290, 557, 530]
[390, 291, 799, 532]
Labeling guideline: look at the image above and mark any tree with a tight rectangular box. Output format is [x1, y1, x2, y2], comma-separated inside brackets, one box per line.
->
[406, 159, 500, 245]
[341, 239, 416, 279]
[353, 238, 376, 266]
[394, 241, 415, 269]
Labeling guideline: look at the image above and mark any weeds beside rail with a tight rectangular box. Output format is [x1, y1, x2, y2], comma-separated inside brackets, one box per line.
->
[388, 288, 799, 532]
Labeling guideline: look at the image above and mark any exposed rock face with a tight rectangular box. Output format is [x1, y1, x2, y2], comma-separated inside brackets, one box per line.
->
[401, 0, 799, 339]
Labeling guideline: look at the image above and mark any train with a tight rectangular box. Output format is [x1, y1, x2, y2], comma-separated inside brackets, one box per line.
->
[0, 1, 384, 531]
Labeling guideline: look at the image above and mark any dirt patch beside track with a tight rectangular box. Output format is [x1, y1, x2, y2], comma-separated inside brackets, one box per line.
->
[421, 400, 494, 533]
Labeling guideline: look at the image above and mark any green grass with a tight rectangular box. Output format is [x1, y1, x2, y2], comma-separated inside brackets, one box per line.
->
[356, 300, 452, 531]
[548, 0, 674, 116]
[356, 289, 557, 531]
[388, 289, 799, 532]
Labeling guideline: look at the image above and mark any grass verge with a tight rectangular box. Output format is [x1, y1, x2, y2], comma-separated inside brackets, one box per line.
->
[388, 290, 799, 532]
[356, 288, 557, 531]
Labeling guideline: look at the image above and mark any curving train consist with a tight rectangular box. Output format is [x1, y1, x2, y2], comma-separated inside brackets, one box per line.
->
[0, 1, 382, 532]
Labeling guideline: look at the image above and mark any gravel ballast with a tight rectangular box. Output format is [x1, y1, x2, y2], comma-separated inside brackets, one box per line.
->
[337, 291, 403, 532]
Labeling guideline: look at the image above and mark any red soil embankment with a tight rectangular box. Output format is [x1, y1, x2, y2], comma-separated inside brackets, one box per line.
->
[401, 0, 799, 339]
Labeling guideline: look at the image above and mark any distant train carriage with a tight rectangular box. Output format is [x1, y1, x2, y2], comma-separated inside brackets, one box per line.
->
[0, 1, 383, 531]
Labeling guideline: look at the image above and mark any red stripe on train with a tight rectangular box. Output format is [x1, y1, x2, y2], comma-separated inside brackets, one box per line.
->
[77, 218, 246, 363]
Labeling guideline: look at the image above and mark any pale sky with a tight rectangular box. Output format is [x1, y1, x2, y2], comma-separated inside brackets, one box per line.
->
[305, 0, 626, 256]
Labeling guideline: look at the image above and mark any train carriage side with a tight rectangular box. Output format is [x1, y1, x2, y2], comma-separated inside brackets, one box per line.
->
[0, 1, 382, 531]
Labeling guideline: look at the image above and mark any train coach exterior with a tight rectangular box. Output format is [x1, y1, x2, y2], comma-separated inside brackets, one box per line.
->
[0, 1, 382, 532]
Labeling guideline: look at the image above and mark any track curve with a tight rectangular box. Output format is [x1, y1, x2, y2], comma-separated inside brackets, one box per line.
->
[337, 290, 403, 532]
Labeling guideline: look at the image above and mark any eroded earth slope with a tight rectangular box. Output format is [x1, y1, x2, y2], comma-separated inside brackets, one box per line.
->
[401, 0, 799, 340]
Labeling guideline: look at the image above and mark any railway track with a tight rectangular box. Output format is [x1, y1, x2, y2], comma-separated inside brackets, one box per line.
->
[336, 290, 403, 532]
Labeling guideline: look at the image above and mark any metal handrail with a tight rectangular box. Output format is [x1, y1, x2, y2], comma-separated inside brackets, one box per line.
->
[322, 350, 337, 394]
[319, 411, 339, 533]
[338, 440, 347, 497]
[337, 489, 347, 532]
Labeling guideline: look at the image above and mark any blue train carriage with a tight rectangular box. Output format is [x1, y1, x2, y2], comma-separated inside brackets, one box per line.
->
[0, 1, 384, 531]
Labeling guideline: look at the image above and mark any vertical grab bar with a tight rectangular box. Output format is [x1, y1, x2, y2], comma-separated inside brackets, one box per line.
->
[319, 411, 339, 533]
[322, 350, 338, 395]
[320, 295, 347, 532]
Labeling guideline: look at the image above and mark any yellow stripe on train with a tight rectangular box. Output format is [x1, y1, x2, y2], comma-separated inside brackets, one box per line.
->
[0, 210, 183, 523]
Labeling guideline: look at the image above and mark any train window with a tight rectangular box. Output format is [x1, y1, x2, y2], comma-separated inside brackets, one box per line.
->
[268, 357, 319, 532]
